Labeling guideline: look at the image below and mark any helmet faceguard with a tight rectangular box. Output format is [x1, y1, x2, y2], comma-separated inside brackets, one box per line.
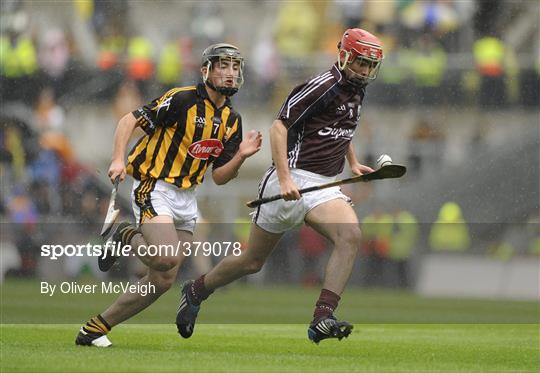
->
[201, 43, 244, 96]
[337, 28, 383, 87]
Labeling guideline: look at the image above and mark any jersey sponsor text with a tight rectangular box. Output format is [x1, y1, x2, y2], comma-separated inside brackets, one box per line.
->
[188, 139, 224, 160]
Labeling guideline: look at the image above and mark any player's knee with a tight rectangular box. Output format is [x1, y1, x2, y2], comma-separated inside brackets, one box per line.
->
[337, 227, 362, 251]
[244, 258, 265, 274]
[148, 268, 177, 294]
[152, 257, 178, 272]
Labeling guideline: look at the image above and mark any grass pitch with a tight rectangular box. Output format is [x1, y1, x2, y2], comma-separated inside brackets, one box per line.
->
[2, 324, 539, 372]
[1, 280, 539, 372]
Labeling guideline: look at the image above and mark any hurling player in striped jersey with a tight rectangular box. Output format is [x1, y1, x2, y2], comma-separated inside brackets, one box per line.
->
[76, 43, 261, 347]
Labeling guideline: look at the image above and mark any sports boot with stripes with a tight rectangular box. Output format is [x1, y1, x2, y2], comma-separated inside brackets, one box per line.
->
[75, 328, 112, 347]
[176, 280, 200, 338]
[75, 315, 112, 347]
[308, 316, 353, 344]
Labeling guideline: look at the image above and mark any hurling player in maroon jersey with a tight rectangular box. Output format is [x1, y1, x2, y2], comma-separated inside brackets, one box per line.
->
[179, 29, 383, 343]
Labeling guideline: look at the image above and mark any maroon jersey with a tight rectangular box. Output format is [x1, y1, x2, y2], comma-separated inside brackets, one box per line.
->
[277, 64, 365, 177]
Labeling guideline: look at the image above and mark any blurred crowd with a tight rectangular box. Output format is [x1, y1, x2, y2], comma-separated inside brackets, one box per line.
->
[1, 0, 538, 108]
[261, 204, 540, 288]
[0, 109, 115, 277]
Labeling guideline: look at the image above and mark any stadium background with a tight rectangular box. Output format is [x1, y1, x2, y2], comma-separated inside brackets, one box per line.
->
[1, 1, 539, 372]
[1, 0, 539, 316]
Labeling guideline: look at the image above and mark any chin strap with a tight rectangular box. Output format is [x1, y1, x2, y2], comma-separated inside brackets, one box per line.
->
[204, 80, 238, 97]
[344, 67, 369, 88]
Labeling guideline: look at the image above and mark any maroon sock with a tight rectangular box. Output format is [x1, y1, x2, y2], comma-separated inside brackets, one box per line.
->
[313, 288, 341, 322]
[189, 274, 214, 305]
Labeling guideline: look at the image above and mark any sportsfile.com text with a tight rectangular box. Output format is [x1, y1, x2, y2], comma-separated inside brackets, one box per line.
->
[40, 241, 243, 261]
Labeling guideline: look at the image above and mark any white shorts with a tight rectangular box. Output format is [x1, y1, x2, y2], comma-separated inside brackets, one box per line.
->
[131, 178, 198, 233]
[252, 167, 351, 234]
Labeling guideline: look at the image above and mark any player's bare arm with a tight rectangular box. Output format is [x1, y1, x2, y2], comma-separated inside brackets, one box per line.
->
[346, 142, 374, 176]
[108, 112, 139, 183]
[212, 130, 262, 185]
[270, 119, 301, 200]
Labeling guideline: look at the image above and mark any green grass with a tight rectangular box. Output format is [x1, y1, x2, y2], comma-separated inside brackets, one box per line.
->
[2, 279, 539, 324]
[1, 324, 539, 372]
[1, 279, 539, 372]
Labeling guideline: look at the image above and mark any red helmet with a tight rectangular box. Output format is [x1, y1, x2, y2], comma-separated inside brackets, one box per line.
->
[338, 28, 384, 85]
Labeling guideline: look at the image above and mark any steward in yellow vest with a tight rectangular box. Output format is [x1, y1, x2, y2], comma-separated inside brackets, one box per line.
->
[429, 202, 470, 252]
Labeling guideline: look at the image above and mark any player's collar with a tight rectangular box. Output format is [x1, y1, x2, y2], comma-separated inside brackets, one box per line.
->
[196, 83, 232, 108]
[331, 63, 345, 83]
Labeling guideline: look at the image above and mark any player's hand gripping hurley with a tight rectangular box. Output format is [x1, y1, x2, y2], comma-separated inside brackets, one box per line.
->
[246, 164, 406, 208]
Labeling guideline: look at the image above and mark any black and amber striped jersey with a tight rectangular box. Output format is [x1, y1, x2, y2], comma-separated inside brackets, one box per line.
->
[126, 83, 242, 189]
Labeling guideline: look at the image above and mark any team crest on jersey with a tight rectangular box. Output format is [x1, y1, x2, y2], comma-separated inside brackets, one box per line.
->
[194, 116, 207, 128]
[156, 97, 172, 116]
[188, 139, 224, 160]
